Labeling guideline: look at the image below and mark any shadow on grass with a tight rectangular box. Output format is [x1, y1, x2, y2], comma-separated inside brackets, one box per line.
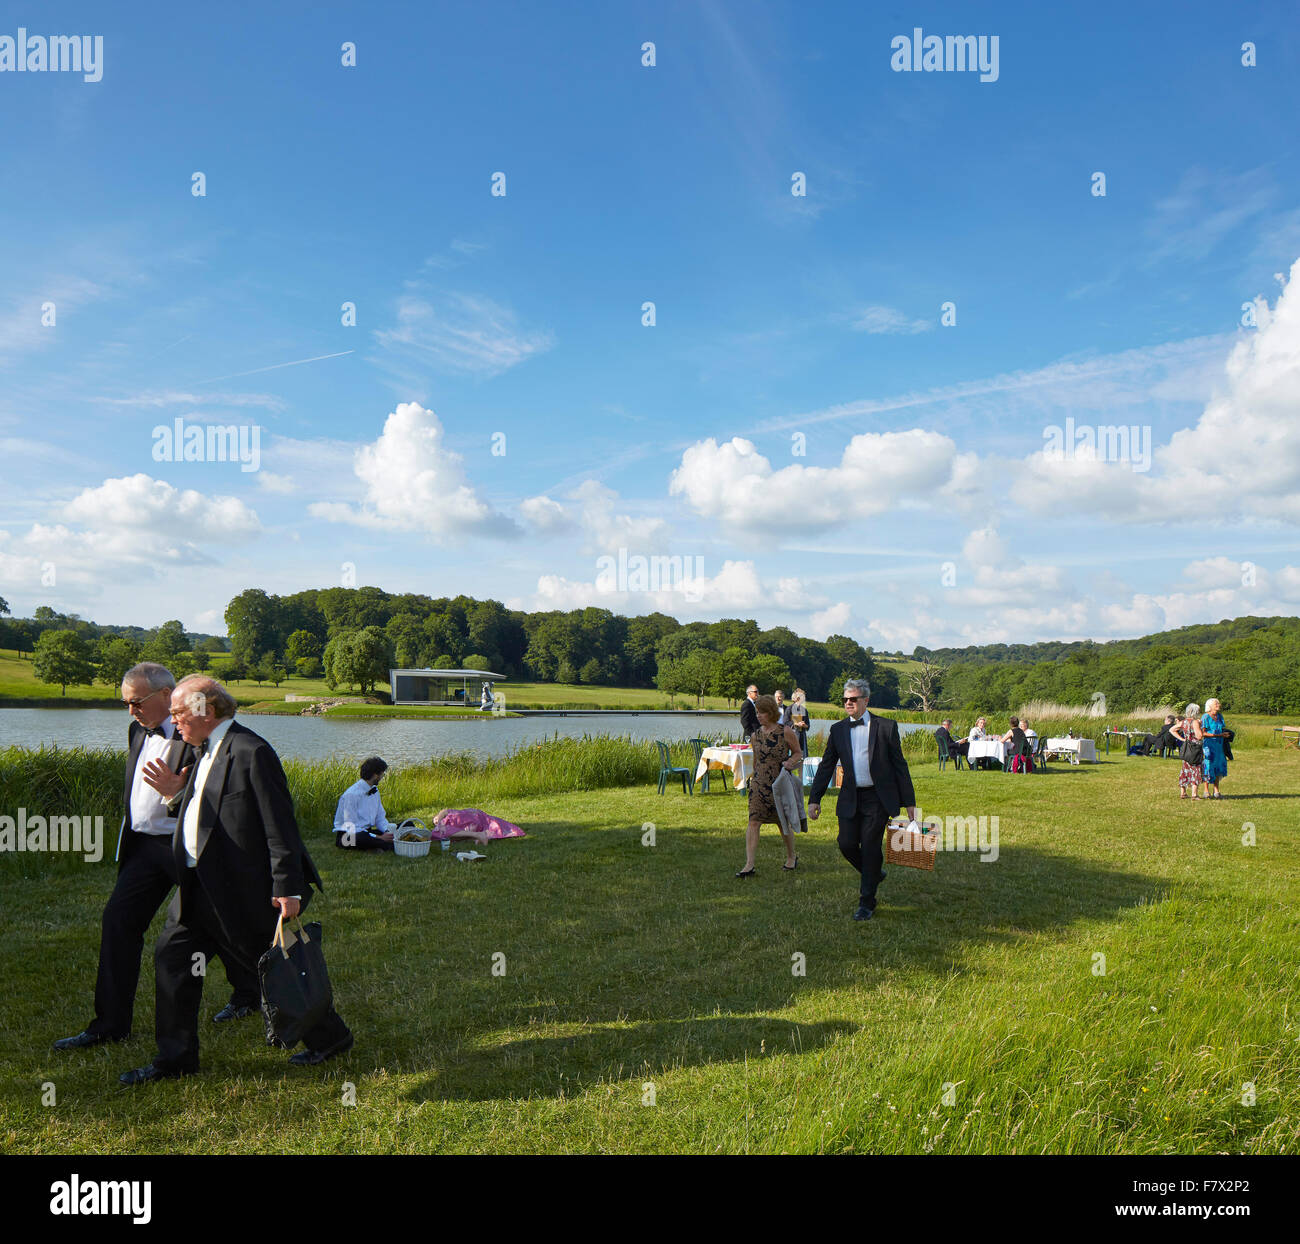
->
[1214, 793, 1300, 800]
[367, 816, 1174, 1103]
[406, 1016, 856, 1103]
[4, 810, 1173, 1107]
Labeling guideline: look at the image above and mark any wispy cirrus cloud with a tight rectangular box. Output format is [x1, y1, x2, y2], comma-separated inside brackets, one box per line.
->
[96, 390, 287, 411]
[371, 292, 553, 381]
[850, 305, 933, 335]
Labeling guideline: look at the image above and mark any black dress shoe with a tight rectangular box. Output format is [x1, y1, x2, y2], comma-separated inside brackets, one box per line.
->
[213, 1003, 257, 1023]
[54, 1029, 128, 1051]
[288, 1032, 354, 1066]
[119, 1062, 197, 1087]
[853, 905, 874, 921]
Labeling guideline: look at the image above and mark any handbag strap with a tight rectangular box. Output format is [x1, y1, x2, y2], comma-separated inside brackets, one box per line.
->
[270, 911, 311, 957]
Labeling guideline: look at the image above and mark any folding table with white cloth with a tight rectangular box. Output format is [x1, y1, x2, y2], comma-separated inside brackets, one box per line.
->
[1044, 737, 1097, 764]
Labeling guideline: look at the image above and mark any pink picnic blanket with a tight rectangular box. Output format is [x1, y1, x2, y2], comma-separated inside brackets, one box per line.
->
[429, 808, 526, 840]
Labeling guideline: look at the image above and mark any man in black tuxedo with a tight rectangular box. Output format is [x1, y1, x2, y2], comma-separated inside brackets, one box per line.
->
[808, 679, 918, 921]
[120, 676, 352, 1084]
[54, 663, 258, 1051]
[934, 719, 969, 769]
[740, 684, 760, 740]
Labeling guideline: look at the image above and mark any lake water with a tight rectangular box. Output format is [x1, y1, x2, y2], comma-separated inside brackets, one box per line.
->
[0, 708, 934, 767]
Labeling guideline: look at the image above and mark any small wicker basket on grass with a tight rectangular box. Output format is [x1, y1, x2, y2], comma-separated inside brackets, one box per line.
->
[885, 813, 937, 871]
[393, 817, 431, 859]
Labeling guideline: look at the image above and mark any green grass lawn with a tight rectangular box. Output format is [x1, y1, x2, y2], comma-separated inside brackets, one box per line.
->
[1, 743, 1295, 1154]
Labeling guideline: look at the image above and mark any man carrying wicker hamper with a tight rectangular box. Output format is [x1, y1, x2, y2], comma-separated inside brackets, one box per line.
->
[808, 678, 918, 922]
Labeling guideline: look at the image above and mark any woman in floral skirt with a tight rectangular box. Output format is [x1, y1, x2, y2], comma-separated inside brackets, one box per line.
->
[1170, 703, 1206, 799]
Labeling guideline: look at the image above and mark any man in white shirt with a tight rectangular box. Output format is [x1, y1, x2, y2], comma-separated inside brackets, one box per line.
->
[334, 757, 395, 851]
[55, 664, 259, 1051]
[807, 679, 918, 921]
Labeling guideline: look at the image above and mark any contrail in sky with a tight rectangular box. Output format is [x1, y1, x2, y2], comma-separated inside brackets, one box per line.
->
[195, 350, 354, 384]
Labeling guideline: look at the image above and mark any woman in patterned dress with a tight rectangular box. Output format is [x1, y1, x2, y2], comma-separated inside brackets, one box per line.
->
[736, 695, 803, 877]
[1170, 703, 1205, 799]
[1200, 697, 1229, 798]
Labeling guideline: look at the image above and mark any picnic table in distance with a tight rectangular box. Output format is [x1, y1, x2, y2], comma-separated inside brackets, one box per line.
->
[1044, 736, 1097, 763]
[694, 745, 841, 792]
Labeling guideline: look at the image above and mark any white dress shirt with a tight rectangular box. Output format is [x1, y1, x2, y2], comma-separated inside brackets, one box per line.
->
[182, 716, 236, 868]
[333, 779, 393, 834]
[129, 719, 181, 837]
[848, 715, 873, 787]
[968, 726, 985, 742]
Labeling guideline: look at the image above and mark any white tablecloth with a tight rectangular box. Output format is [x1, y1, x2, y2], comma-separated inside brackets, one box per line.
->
[695, 746, 752, 789]
[1045, 737, 1097, 763]
[968, 739, 1008, 765]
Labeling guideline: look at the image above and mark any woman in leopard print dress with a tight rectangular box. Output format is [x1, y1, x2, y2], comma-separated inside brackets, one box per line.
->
[736, 694, 804, 877]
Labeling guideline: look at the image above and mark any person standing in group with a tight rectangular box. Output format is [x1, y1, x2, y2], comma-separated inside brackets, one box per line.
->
[735, 695, 803, 877]
[119, 676, 353, 1085]
[740, 684, 760, 741]
[808, 679, 918, 921]
[1170, 703, 1206, 800]
[1200, 698, 1230, 798]
[54, 663, 259, 1052]
[773, 689, 792, 727]
[790, 688, 811, 759]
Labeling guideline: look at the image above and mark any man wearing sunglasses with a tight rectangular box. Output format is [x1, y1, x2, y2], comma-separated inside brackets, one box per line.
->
[53, 662, 259, 1052]
[807, 679, 918, 921]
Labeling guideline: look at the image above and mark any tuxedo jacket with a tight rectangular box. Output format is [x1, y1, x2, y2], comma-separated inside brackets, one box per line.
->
[172, 720, 323, 951]
[114, 720, 196, 866]
[934, 726, 957, 753]
[808, 712, 917, 819]
[740, 698, 759, 737]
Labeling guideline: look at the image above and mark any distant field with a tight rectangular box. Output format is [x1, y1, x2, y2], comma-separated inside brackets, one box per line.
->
[0, 655, 840, 715]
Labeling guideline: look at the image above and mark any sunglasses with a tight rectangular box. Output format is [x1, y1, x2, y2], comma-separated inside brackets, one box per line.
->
[843, 696, 862, 703]
[122, 688, 165, 709]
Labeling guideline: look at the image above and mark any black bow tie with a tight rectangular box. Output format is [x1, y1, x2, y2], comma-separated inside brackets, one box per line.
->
[145, 726, 165, 738]
[847, 718, 864, 729]
[367, 786, 378, 796]
[197, 739, 210, 757]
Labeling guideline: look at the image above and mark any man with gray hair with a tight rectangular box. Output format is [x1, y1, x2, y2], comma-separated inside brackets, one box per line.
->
[120, 676, 352, 1083]
[808, 678, 918, 921]
[54, 663, 258, 1052]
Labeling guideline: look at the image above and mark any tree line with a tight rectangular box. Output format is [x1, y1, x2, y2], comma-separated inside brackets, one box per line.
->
[8, 589, 1297, 715]
[220, 587, 899, 704]
[922, 615, 1300, 715]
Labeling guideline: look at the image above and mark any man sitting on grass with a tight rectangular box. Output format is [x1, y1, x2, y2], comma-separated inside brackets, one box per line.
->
[333, 757, 395, 850]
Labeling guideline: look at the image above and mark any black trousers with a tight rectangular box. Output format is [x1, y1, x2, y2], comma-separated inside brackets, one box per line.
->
[86, 833, 258, 1038]
[153, 880, 350, 1069]
[334, 828, 392, 851]
[837, 788, 891, 908]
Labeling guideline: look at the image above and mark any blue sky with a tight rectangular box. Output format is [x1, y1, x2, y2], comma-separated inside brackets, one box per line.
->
[3, 0, 1300, 649]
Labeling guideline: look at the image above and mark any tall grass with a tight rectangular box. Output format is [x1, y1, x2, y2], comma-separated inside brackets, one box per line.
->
[284, 735, 679, 828]
[0, 736, 697, 860]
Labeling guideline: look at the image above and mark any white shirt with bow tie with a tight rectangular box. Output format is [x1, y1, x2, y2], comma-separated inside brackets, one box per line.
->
[848, 715, 874, 787]
[182, 716, 236, 868]
[333, 779, 393, 835]
[129, 719, 182, 837]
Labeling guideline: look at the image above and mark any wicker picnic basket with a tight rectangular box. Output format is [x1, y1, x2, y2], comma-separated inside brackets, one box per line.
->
[885, 813, 937, 871]
[393, 817, 431, 859]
